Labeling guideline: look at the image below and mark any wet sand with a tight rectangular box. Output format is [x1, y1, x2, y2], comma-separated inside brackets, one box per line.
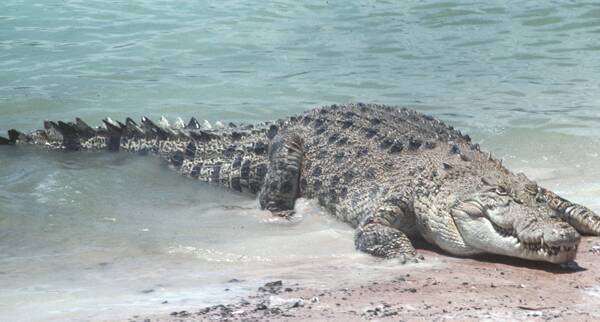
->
[126, 237, 600, 321]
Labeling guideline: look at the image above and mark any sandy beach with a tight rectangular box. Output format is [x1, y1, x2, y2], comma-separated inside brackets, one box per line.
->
[126, 237, 600, 322]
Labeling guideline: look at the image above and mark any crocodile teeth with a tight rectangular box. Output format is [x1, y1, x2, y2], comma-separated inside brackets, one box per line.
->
[203, 120, 212, 129]
[492, 222, 514, 238]
[215, 121, 225, 129]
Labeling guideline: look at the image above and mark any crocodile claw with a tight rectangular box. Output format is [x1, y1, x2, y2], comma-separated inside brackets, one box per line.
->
[273, 210, 296, 219]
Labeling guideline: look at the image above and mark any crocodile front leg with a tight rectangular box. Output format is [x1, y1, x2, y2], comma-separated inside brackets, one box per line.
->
[542, 189, 600, 235]
[355, 203, 418, 263]
[258, 132, 304, 218]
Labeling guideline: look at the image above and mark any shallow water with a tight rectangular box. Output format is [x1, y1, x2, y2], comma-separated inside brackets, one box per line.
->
[1, 1, 600, 321]
[0, 149, 425, 321]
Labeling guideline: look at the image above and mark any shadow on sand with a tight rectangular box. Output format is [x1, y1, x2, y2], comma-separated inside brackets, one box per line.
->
[412, 239, 586, 274]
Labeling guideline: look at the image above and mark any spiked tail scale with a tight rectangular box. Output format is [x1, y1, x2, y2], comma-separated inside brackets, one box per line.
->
[1, 115, 273, 194]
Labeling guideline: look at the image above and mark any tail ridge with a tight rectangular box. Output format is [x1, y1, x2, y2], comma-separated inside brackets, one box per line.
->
[1, 116, 256, 150]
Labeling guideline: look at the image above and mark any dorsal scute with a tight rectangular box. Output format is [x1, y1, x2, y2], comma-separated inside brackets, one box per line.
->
[141, 117, 169, 139]
[75, 118, 97, 138]
[173, 117, 185, 130]
[186, 117, 201, 130]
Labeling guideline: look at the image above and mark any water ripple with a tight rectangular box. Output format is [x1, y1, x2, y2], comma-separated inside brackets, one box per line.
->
[1, 1, 596, 138]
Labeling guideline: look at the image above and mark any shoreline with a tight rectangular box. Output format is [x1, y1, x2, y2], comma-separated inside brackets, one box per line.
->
[125, 237, 600, 322]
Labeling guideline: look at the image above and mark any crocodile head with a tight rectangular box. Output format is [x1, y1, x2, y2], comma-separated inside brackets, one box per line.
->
[449, 173, 581, 264]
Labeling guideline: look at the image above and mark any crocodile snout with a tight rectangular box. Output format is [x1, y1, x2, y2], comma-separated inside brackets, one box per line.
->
[543, 221, 580, 247]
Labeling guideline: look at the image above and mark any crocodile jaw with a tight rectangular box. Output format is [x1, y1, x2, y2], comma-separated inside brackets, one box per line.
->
[451, 207, 579, 264]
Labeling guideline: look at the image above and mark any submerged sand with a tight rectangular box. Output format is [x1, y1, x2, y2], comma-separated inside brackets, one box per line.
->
[125, 237, 600, 321]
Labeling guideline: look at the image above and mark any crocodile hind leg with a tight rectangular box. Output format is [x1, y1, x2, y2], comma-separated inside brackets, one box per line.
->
[258, 132, 304, 218]
[355, 203, 419, 263]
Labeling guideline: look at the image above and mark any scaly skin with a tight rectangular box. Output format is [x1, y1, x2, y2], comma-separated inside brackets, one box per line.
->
[2, 103, 598, 264]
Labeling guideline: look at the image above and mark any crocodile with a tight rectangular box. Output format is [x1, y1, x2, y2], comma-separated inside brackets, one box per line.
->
[1, 103, 598, 264]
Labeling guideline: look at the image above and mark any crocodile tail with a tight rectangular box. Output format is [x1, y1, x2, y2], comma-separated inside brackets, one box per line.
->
[0, 129, 24, 145]
[1, 118, 105, 150]
[3, 116, 276, 195]
[1, 116, 205, 150]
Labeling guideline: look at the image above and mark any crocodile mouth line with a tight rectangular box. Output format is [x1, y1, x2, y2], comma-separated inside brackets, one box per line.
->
[490, 221, 578, 257]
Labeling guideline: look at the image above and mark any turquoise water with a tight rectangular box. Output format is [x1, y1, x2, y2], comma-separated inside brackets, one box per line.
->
[1, 1, 600, 321]
[2, 1, 600, 133]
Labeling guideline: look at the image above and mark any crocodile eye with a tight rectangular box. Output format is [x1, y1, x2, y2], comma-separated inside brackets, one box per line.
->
[495, 186, 508, 196]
